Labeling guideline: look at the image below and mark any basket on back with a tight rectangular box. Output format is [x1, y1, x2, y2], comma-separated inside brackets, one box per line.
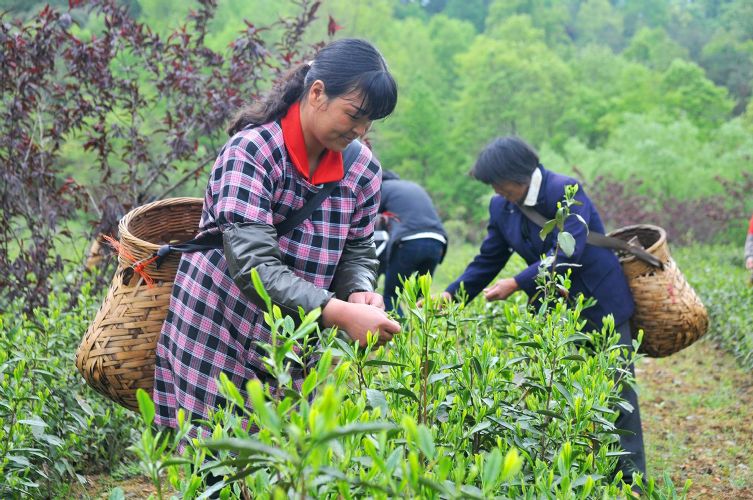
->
[607, 224, 708, 357]
[76, 197, 203, 411]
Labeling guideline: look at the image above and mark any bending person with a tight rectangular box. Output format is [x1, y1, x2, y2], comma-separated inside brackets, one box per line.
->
[378, 170, 447, 313]
[440, 136, 646, 486]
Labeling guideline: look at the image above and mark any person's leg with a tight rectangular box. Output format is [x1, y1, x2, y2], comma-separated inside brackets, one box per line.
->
[614, 321, 647, 485]
[383, 240, 436, 313]
[383, 243, 409, 313]
[413, 239, 445, 279]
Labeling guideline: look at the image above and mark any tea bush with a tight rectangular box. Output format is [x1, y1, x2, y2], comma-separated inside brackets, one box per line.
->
[131, 270, 688, 498]
[675, 244, 753, 369]
[0, 280, 138, 498]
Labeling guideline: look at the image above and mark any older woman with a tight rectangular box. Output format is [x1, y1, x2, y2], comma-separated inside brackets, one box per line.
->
[442, 136, 645, 487]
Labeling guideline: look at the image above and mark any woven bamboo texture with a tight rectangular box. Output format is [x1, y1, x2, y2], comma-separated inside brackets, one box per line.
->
[76, 197, 203, 411]
[118, 197, 205, 282]
[608, 224, 708, 357]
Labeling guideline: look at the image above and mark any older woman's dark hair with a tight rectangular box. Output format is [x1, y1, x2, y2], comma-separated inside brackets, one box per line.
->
[470, 136, 540, 185]
[228, 38, 398, 135]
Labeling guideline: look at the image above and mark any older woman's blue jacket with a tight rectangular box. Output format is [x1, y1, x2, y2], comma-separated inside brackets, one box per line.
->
[446, 166, 634, 328]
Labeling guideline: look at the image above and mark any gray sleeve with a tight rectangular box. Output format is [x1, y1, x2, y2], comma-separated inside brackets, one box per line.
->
[745, 234, 753, 261]
[330, 236, 379, 300]
[223, 222, 334, 318]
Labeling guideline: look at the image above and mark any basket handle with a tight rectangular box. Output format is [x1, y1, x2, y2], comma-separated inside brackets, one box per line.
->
[517, 204, 663, 269]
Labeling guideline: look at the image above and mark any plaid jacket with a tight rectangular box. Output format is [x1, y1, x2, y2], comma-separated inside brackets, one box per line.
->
[153, 121, 381, 429]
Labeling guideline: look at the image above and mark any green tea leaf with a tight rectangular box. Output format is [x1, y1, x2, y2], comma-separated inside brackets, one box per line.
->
[363, 359, 407, 368]
[383, 387, 419, 403]
[428, 372, 451, 384]
[539, 219, 557, 240]
[416, 425, 436, 460]
[136, 388, 155, 426]
[465, 419, 491, 438]
[500, 448, 523, 481]
[482, 448, 502, 487]
[366, 389, 388, 416]
[558, 231, 576, 257]
[315, 422, 396, 443]
[553, 382, 573, 406]
[204, 438, 292, 461]
[301, 371, 318, 398]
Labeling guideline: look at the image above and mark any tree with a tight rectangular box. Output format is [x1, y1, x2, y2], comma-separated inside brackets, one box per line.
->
[0, 0, 321, 309]
[555, 45, 661, 147]
[485, 0, 572, 48]
[659, 59, 734, 131]
[453, 16, 573, 151]
[700, 32, 753, 115]
[623, 27, 689, 71]
[572, 0, 624, 50]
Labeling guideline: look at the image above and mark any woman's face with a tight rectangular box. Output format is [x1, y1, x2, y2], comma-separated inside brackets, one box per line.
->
[306, 82, 373, 152]
[492, 181, 529, 204]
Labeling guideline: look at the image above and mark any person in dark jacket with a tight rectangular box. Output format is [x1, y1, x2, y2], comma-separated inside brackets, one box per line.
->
[378, 170, 447, 313]
[441, 136, 645, 486]
[153, 39, 401, 436]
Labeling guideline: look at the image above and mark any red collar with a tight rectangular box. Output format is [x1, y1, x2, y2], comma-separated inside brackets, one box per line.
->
[280, 102, 344, 185]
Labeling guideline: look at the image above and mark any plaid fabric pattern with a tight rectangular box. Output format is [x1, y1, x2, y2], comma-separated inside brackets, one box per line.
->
[153, 122, 381, 428]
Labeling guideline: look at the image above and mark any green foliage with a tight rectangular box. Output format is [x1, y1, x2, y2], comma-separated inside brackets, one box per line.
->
[557, 114, 753, 203]
[676, 245, 753, 370]
[8, 0, 753, 239]
[0, 281, 138, 498]
[659, 59, 734, 131]
[624, 27, 689, 71]
[129, 265, 690, 498]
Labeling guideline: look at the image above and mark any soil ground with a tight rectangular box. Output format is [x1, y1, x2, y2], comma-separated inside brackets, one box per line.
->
[639, 338, 753, 499]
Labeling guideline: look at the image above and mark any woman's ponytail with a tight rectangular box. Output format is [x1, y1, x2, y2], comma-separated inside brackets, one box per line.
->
[227, 63, 310, 136]
[227, 39, 397, 136]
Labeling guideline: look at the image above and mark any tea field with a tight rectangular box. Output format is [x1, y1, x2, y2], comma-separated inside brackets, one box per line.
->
[3, 243, 752, 498]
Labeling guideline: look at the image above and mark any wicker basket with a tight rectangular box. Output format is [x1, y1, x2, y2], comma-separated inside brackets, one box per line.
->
[607, 224, 708, 357]
[76, 197, 203, 411]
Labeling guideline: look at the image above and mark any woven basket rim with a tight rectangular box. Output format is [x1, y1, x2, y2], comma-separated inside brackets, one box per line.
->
[118, 197, 203, 252]
[607, 223, 667, 263]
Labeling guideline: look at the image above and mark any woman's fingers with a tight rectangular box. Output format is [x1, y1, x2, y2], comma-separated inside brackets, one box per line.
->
[483, 282, 502, 301]
[348, 291, 386, 310]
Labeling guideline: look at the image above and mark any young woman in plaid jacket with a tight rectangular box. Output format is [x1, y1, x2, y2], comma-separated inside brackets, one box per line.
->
[153, 39, 400, 431]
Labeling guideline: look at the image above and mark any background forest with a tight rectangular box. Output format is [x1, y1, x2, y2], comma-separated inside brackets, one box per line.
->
[4, 0, 753, 254]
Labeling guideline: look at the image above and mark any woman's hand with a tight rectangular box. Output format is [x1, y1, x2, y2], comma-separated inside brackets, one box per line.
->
[348, 291, 385, 310]
[322, 298, 400, 347]
[483, 278, 519, 301]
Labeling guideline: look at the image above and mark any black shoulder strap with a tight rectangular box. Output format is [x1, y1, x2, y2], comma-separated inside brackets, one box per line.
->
[154, 140, 363, 268]
[517, 204, 663, 269]
[274, 139, 361, 236]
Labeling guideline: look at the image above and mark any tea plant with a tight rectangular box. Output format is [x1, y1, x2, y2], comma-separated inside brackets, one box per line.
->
[675, 244, 753, 369]
[130, 263, 689, 498]
[0, 281, 138, 498]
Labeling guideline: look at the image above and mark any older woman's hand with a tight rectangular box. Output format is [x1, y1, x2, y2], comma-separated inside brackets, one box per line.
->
[483, 278, 519, 301]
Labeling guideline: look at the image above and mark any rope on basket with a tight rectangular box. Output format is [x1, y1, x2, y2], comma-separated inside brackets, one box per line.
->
[101, 234, 158, 287]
